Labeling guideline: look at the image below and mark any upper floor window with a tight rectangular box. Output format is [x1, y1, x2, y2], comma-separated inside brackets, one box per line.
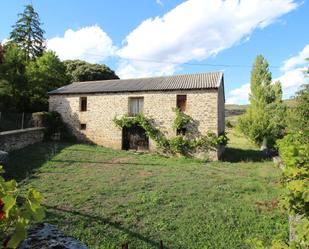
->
[129, 97, 144, 116]
[80, 97, 87, 112]
[177, 95, 187, 112]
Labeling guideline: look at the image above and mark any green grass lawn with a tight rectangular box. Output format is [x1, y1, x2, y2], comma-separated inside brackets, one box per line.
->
[5, 129, 288, 249]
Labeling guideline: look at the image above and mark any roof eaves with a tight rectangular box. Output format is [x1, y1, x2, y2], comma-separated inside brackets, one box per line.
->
[48, 87, 220, 96]
[216, 72, 224, 87]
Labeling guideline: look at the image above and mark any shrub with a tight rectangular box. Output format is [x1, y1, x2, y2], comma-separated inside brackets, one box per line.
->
[277, 131, 309, 217]
[225, 119, 233, 128]
[247, 84, 309, 249]
[169, 135, 192, 154]
[33, 111, 75, 141]
[0, 166, 45, 248]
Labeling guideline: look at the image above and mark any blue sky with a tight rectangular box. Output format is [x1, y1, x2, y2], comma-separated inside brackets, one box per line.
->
[1, 0, 308, 104]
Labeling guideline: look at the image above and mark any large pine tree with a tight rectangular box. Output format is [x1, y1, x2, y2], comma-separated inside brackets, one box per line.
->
[9, 4, 46, 59]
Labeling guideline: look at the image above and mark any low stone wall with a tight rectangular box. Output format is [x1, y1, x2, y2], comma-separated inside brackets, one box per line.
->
[0, 127, 45, 152]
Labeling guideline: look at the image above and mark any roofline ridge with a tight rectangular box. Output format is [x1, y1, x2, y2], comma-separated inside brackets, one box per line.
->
[70, 71, 224, 84]
[48, 71, 224, 95]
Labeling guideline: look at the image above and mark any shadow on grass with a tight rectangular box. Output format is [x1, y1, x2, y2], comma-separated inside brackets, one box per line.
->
[50, 159, 167, 167]
[4, 142, 72, 182]
[221, 147, 270, 162]
[44, 205, 169, 249]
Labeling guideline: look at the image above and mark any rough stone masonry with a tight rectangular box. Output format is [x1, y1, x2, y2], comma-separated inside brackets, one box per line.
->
[48, 72, 225, 159]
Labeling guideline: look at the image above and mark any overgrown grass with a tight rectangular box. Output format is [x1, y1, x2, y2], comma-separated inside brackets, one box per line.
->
[5, 130, 287, 249]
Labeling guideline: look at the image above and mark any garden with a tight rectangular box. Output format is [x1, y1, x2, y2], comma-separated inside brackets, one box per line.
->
[3, 127, 288, 249]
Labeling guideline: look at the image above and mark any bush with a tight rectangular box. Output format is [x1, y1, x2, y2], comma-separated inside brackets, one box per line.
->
[169, 135, 192, 154]
[225, 119, 233, 128]
[33, 111, 75, 141]
[0, 166, 44, 248]
[277, 131, 309, 217]
[248, 85, 309, 249]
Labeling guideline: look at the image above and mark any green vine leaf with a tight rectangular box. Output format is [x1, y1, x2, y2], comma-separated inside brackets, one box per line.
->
[113, 109, 228, 156]
[2, 195, 16, 217]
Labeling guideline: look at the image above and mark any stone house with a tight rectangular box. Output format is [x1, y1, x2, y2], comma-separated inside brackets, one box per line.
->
[48, 72, 225, 159]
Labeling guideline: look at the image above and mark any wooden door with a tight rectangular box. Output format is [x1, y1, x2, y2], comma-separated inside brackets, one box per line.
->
[122, 125, 149, 150]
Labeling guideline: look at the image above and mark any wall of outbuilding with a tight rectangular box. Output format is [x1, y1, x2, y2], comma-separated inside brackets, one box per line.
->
[49, 89, 224, 159]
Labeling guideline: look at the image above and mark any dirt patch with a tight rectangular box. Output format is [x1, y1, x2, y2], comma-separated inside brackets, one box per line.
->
[107, 156, 133, 165]
[255, 199, 279, 211]
[138, 170, 153, 178]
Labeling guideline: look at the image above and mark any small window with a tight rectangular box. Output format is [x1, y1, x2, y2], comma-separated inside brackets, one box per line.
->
[80, 123, 86, 130]
[80, 97, 87, 112]
[129, 97, 144, 116]
[177, 95, 187, 112]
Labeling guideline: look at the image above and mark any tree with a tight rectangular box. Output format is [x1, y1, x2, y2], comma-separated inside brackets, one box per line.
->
[9, 4, 45, 59]
[0, 43, 4, 64]
[286, 84, 309, 133]
[275, 84, 309, 248]
[0, 43, 29, 111]
[247, 70, 309, 249]
[0, 45, 69, 112]
[249, 55, 272, 107]
[64, 60, 119, 82]
[238, 55, 286, 148]
[26, 51, 69, 111]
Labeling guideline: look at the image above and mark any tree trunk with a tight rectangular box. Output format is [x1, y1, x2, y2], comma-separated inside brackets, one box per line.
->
[260, 136, 268, 150]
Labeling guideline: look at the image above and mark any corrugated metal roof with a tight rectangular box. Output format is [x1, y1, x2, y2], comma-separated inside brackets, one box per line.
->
[48, 71, 223, 95]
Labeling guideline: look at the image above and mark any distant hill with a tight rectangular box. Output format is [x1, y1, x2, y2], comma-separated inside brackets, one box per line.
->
[225, 99, 296, 118]
[225, 104, 248, 117]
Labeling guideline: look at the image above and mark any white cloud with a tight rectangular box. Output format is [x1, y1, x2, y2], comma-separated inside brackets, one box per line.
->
[227, 44, 309, 105]
[278, 43, 309, 98]
[227, 66, 308, 104]
[275, 67, 308, 98]
[117, 0, 298, 78]
[281, 44, 309, 71]
[47, 25, 115, 63]
[226, 83, 250, 104]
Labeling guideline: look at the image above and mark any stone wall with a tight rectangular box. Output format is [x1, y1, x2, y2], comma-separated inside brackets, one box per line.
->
[49, 88, 225, 159]
[217, 80, 225, 135]
[0, 127, 45, 152]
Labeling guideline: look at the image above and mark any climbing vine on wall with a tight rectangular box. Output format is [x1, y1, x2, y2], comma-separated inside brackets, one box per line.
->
[172, 108, 192, 131]
[113, 109, 228, 156]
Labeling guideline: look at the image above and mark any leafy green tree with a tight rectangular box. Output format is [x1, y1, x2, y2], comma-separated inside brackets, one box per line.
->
[9, 4, 45, 59]
[0, 43, 29, 111]
[238, 55, 286, 148]
[277, 84, 309, 248]
[64, 60, 119, 82]
[249, 55, 272, 107]
[0, 45, 68, 112]
[26, 51, 69, 111]
[0, 43, 4, 64]
[247, 66, 309, 249]
[286, 84, 309, 133]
